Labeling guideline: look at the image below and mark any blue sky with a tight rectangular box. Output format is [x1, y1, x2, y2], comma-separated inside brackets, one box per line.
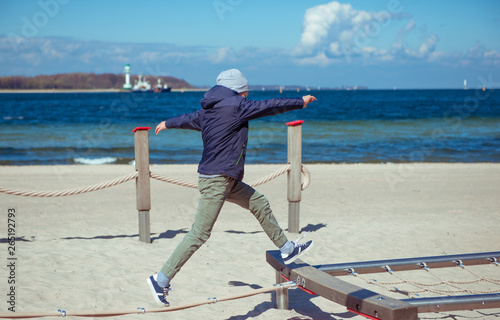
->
[1, 0, 499, 89]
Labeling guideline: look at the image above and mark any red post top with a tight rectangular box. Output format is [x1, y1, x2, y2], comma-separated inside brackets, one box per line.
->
[286, 120, 304, 126]
[132, 127, 151, 133]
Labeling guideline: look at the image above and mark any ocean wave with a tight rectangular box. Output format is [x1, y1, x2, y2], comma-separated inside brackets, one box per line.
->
[3, 116, 24, 120]
[74, 157, 118, 165]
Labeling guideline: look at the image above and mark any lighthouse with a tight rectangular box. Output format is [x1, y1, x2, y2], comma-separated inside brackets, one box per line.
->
[123, 64, 132, 90]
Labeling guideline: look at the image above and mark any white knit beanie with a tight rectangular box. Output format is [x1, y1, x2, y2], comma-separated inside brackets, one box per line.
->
[216, 69, 249, 93]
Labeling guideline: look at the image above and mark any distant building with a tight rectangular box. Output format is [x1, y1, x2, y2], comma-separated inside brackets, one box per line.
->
[123, 64, 132, 90]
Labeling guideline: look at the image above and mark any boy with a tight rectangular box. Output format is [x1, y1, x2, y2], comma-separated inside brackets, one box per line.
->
[148, 69, 316, 306]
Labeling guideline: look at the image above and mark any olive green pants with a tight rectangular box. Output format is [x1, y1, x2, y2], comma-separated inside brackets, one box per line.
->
[160, 175, 288, 279]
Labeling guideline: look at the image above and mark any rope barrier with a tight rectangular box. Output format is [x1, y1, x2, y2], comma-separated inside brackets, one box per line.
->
[300, 165, 311, 190]
[151, 164, 311, 191]
[0, 165, 310, 197]
[150, 172, 198, 189]
[0, 281, 296, 319]
[248, 164, 292, 188]
[0, 172, 139, 197]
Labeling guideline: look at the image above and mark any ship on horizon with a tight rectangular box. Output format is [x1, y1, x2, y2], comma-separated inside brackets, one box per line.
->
[123, 64, 171, 93]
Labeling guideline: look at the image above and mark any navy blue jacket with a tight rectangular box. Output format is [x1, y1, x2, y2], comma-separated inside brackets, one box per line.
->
[164, 85, 304, 180]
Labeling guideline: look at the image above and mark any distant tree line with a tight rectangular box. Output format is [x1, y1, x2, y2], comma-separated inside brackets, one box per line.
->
[0, 73, 192, 90]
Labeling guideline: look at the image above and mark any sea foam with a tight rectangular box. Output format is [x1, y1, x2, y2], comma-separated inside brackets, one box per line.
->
[74, 157, 118, 165]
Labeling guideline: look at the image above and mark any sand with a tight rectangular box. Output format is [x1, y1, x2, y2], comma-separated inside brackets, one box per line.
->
[0, 163, 499, 319]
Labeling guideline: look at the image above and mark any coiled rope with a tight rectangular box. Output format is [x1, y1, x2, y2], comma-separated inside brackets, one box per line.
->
[0, 165, 310, 197]
[0, 282, 296, 319]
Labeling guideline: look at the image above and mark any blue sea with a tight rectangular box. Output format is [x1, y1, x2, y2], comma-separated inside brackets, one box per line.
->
[0, 89, 499, 165]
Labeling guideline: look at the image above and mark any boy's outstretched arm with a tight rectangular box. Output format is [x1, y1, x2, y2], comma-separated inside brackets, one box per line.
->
[155, 121, 167, 135]
[155, 110, 202, 135]
[302, 95, 317, 108]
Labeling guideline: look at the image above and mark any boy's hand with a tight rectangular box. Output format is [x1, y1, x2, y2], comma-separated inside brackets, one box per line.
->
[155, 121, 168, 135]
[302, 95, 317, 108]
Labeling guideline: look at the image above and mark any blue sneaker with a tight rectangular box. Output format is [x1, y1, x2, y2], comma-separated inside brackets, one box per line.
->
[147, 274, 171, 306]
[281, 239, 314, 265]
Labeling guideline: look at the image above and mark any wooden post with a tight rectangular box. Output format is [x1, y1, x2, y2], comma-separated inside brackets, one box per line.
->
[275, 270, 289, 309]
[287, 120, 303, 234]
[133, 127, 151, 243]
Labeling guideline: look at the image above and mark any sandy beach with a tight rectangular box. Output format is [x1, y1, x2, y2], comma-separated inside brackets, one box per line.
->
[1, 163, 499, 319]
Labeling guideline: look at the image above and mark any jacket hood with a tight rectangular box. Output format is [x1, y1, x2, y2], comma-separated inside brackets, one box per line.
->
[200, 85, 238, 109]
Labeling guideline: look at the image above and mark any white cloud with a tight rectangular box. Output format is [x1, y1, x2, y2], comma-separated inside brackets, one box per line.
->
[484, 50, 500, 59]
[292, 1, 447, 64]
[465, 41, 500, 66]
[403, 33, 438, 59]
[391, 19, 414, 52]
[293, 2, 365, 57]
[80, 51, 102, 64]
[209, 47, 235, 64]
[293, 1, 410, 61]
[294, 51, 334, 67]
[40, 39, 66, 60]
[138, 51, 162, 63]
[389, 19, 439, 60]
[0, 36, 209, 75]
[19, 52, 42, 65]
[428, 50, 446, 62]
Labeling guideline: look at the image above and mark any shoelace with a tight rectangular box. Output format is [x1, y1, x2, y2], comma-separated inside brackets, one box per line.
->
[292, 232, 309, 246]
[163, 285, 172, 297]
